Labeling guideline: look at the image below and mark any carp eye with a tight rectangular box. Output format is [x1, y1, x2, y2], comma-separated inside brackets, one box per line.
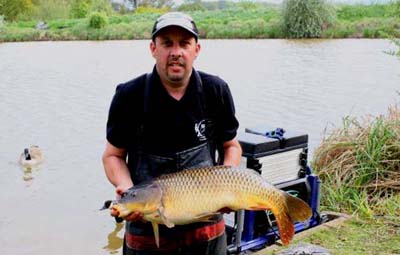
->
[121, 191, 136, 198]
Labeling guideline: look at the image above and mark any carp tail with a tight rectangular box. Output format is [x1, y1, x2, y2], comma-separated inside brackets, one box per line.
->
[273, 193, 312, 245]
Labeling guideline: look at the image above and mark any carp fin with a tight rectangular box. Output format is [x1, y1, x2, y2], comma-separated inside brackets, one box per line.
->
[272, 193, 312, 246]
[151, 221, 160, 248]
[248, 204, 270, 211]
[285, 193, 312, 223]
[193, 212, 221, 222]
[158, 207, 174, 228]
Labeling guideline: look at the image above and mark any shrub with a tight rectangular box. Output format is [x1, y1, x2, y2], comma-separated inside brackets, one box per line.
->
[178, 3, 206, 12]
[282, 0, 336, 38]
[135, 6, 169, 14]
[0, 14, 4, 30]
[28, 0, 70, 21]
[89, 0, 113, 16]
[0, 0, 34, 21]
[70, 0, 90, 18]
[88, 11, 108, 28]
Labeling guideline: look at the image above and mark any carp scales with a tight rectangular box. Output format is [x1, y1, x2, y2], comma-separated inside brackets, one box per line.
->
[102, 166, 312, 247]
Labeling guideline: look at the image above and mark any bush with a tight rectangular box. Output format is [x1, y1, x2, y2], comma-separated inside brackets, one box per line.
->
[282, 0, 336, 38]
[135, 6, 169, 14]
[178, 3, 206, 12]
[0, 0, 34, 21]
[88, 11, 108, 28]
[0, 14, 4, 30]
[28, 0, 70, 21]
[70, 0, 90, 18]
[89, 0, 113, 16]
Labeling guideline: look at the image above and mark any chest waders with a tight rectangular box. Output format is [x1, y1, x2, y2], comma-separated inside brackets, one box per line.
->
[123, 73, 227, 255]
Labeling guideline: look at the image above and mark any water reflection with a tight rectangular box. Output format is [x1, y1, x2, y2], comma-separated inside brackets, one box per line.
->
[22, 167, 35, 182]
[103, 222, 124, 254]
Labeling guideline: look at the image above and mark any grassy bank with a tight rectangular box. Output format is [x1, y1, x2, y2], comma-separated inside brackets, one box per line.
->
[256, 102, 400, 255]
[1, 2, 400, 42]
[260, 217, 400, 255]
[313, 104, 400, 218]
[292, 103, 400, 254]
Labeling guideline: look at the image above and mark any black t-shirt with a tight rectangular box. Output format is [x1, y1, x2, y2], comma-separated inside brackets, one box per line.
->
[106, 67, 239, 156]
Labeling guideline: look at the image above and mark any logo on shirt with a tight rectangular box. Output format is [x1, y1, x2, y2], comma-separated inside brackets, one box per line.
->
[194, 120, 207, 141]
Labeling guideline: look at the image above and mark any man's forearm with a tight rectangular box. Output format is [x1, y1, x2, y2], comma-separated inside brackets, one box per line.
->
[103, 155, 133, 189]
[223, 139, 242, 166]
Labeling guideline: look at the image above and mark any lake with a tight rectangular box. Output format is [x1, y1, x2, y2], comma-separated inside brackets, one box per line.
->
[0, 39, 399, 254]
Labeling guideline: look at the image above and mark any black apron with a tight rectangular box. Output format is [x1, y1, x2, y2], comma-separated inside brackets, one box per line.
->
[123, 72, 226, 255]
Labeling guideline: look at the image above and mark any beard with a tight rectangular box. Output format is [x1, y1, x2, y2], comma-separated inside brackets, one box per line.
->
[166, 59, 187, 84]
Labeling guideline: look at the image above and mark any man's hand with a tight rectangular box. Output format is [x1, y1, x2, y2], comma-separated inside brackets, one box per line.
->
[111, 208, 144, 222]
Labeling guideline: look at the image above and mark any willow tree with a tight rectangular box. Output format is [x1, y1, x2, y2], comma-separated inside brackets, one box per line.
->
[282, 0, 335, 38]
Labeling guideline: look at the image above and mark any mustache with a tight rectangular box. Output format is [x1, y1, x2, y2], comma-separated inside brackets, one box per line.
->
[168, 56, 185, 66]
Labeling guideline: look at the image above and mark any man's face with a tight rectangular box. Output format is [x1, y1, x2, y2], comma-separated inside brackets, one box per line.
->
[150, 26, 200, 88]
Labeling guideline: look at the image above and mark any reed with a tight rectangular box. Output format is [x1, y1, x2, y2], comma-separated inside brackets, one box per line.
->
[312, 105, 400, 218]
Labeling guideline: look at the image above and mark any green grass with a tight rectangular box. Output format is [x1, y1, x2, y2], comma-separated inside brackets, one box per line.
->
[259, 217, 400, 255]
[313, 106, 400, 218]
[336, 3, 399, 21]
[2, 2, 399, 42]
[301, 103, 400, 254]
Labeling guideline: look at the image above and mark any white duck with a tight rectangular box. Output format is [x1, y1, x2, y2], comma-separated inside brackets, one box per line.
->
[19, 146, 44, 168]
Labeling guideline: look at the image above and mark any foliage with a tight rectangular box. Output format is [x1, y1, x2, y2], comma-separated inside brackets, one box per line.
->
[201, 0, 235, 11]
[282, 0, 336, 38]
[178, 2, 206, 12]
[139, 0, 173, 8]
[70, 0, 90, 18]
[88, 11, 108, 28]
[1, 2, 400, 41]
[337, 3, 399, 21]
[89, 0, 113, 16]
[135, 6, 169, 14]
[27, 0, 70, 21]
[0, 14, 4, 29]
[396, 0, 400, 17]
[70, 0, 113, 19]
[313, 105, 400, 218]
[265, 217, 400, 255]
[0, 0, 34, 21]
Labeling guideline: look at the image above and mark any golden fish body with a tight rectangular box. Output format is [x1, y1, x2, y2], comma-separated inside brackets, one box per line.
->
[104, 166, 312, 246]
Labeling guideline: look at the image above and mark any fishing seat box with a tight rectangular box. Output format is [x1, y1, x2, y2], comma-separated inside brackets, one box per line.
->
[225, 127, 314, 254]
[238, 126, 309, 185]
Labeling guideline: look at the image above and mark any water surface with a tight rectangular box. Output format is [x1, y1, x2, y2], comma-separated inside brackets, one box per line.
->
[0, 39, 399, 255]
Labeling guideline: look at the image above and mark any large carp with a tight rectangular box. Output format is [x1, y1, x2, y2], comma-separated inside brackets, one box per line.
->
[102, 166, 312, 247]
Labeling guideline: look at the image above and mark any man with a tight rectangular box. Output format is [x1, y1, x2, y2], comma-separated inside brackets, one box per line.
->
[102, 12, 242, 255]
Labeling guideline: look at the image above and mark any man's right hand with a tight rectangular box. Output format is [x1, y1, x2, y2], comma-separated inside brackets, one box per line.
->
[111, 208, 144, 222]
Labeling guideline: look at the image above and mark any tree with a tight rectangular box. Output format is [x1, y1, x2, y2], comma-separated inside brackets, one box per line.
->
[0, 0, 34, 21]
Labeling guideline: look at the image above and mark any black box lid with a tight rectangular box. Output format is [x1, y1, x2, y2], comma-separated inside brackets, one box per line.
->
[238, 126, 308, 158]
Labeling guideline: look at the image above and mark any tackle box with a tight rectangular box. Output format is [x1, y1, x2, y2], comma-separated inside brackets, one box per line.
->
[237, 126, 309, 185]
